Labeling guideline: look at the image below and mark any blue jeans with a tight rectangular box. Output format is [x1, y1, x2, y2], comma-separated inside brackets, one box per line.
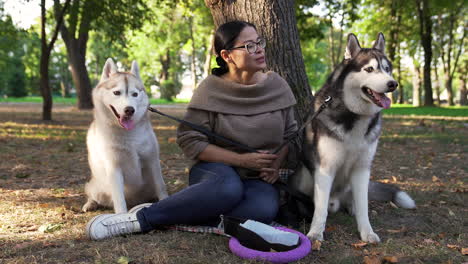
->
[137, 162, 279, 232]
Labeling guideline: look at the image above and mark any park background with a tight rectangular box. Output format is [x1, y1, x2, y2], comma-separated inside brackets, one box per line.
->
[0, 0, 467, 263]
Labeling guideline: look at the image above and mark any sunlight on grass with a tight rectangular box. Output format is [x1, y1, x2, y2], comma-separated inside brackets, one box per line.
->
[0, 122, 86, 140]
[0, 96, 190, 105]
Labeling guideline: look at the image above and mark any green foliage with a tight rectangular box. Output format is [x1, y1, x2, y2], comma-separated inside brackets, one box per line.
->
[0, 13, 28, 97]
[159, 80, 182, 101]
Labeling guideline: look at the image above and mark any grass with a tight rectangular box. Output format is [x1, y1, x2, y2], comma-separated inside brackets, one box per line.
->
[0, 96, 190, 105]
[0, 103, 467, 263]
[383, 104, 468, 117]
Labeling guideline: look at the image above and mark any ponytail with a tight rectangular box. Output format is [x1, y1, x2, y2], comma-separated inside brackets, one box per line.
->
[212, 56, 229, 76]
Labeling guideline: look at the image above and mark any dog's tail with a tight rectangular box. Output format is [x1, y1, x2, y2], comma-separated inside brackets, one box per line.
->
[369, 181, 416, 209]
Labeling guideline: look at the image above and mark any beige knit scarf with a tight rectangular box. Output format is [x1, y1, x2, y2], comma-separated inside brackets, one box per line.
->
[188, 71, 297, 115]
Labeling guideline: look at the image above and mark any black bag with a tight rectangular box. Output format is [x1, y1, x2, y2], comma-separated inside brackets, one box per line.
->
[222, 216, 300, 252]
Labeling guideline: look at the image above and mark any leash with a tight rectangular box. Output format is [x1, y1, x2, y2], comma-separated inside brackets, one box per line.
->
[148, 96, 331, 155]
[148, 107, 259, 153]
[147, 96, 332, 207]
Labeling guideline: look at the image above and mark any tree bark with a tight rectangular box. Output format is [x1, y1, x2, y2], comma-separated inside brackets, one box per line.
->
[433, 67, 440, 105]
[416, 0, 434, 106]
[55, 0, 93, 109]
[204, 0, 312, 124]
[460, 61, 467, 105]
[159, 50, 171, 83]
[40, 0, 70, 120]
[189, 16, 198, 89]
[203, 29, 215, 78]
[412, 62, 421, 106]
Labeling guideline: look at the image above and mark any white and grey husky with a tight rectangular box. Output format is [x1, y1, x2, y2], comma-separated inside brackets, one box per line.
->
[289, 33, 415, 243]
[82, 58, 168, 213]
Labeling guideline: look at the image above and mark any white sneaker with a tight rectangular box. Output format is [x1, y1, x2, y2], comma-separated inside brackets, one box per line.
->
[86, 213, 141, 240]
[128, 203, 153, 213]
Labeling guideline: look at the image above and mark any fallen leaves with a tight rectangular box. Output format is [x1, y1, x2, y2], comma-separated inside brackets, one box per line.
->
[351, 241, 368, 249]
[38, 223, 63, 233]
[462, 248, 468, 255]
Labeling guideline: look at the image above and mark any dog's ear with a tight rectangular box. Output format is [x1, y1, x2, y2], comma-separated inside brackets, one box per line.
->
[100, 58, 117, 82]
[344, 33, 361, 60]
[373, 32, 385, 54]
[130, 61, 141, 79]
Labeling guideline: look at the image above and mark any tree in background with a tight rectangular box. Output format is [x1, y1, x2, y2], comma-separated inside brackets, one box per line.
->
[126, 0, 213, 100]
[433, 1, 466, 106]
[53, 0, 149, 109]
[415, 0, 433, 106]
[205, 0, 312, 124]
[39, 0, 70, 120]
[0, 3, 27, 98]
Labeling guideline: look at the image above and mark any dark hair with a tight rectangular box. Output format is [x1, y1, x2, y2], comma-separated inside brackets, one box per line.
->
[211, 20, 257, 76]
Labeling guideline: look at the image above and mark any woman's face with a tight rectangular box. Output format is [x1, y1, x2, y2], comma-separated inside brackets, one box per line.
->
[225, 26, 266, 73]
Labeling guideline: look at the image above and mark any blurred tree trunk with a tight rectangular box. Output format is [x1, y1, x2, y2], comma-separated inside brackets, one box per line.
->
[159, 50, 171, 83]
[188, 16, 198, 89]
[416, 0, 434, 106]
[54, 0, 93, 109]
[40, 0, 70, 121]
[397, 44, 404, 104]
[204, 0, 312, 125]
[459, 60, 467, 105]
[203, 29, 214, 78]
[412, 62, 421, 106]
[433, 67, 441, 105]
[388, 0, 401, 103]
[438, 10, 465, 106]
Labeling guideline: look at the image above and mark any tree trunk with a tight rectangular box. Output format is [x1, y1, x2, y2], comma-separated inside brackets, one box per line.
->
[205, 0, 312, 123]
[40, 0, 70, 120]
[397, 42, 404, 104]
[416, 0, 434, 106]
[433, 67, 440, 105]
[55, 0, 93, 109]
[67, 44, 93, 109]
[460, 73, 467, 106]
[445, 73, 454, 105]
[412, 63, 421, 106]
[388, 0, 400, 103]
[159, 50, 171, 83]
[459, 61, 467, 105]
[39, 52, 53, 121]
[188, 17, 198, 89]
[203, 29, 215, 78]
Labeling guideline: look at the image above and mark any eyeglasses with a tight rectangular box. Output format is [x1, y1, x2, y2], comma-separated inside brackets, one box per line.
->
[229, 37, 266, 54]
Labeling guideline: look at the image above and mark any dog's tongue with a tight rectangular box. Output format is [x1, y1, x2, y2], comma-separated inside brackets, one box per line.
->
[374, 92, 391, 109]
[119, 117, 135, 131]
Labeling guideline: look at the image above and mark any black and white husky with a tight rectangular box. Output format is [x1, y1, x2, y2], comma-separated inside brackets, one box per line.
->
[289, 33, 415, 243]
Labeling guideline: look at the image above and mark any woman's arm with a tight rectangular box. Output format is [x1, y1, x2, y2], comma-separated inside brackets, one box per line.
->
[197, 144, 278, 171]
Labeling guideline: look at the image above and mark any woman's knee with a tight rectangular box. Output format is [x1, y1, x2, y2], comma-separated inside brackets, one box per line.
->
[248, 182, 280, 223]
[190, 162, 243, 204]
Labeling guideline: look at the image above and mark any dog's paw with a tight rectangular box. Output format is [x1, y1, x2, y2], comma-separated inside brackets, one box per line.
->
[307, 231, 324, 241]
[361, 231, 380, 243]
[82, 200, 98, 212]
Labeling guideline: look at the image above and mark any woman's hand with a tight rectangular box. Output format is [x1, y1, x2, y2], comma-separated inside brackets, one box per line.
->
[259, 168, 279, 184]
[237, 151, 278, 171]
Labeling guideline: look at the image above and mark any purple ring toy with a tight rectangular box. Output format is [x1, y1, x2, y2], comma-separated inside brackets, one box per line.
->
[228, 227, 311, 264]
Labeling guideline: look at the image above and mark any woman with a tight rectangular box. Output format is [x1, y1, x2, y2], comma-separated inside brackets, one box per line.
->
[86, 21, 297, 240]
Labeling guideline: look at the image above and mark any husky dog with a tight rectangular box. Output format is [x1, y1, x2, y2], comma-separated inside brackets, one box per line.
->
[82, 58, 168, 213]
[291, 33, 415, 243]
